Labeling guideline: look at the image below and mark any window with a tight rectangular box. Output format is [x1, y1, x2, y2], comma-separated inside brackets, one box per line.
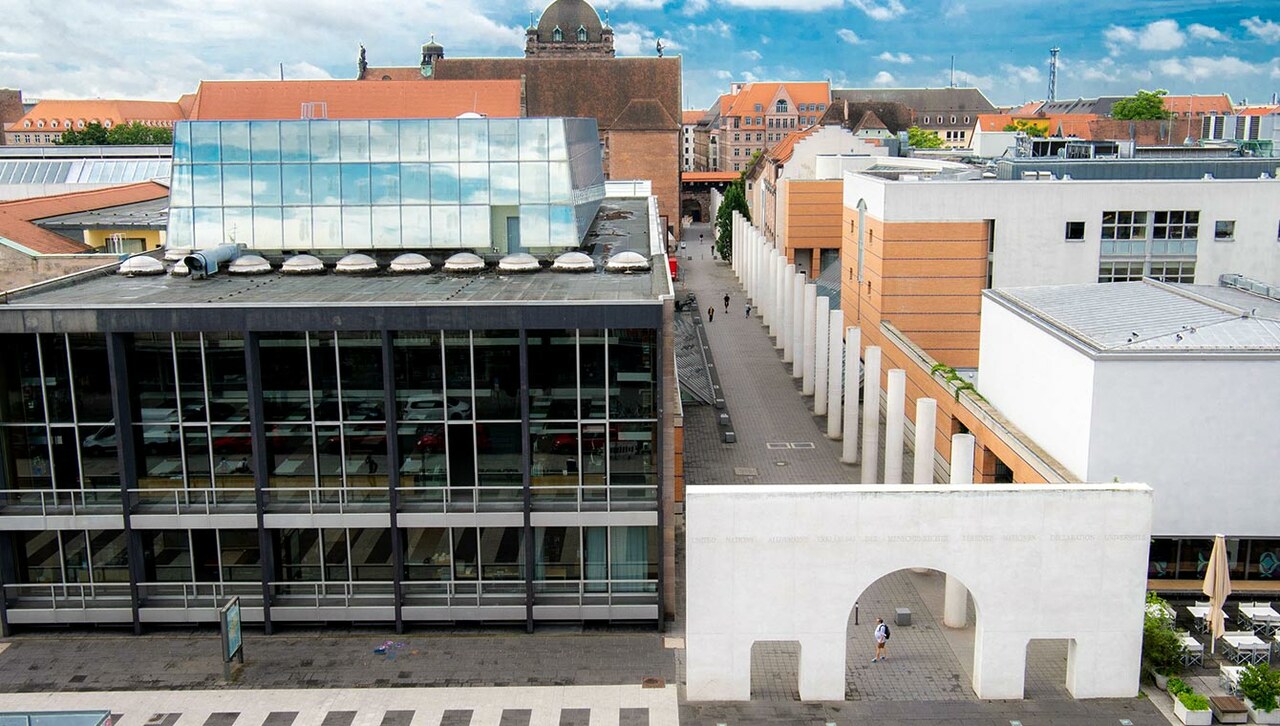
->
[964, 116, 970, 124]
[775, 100, 789, 113]
[552, 26, 563, 42]
[732, 133, 740, 142]
[577, 25, 588, 41]
[951, 115, 957, 124]
[755, 133, 762, 141]
[1148, 260, 1196, 283]
[35, 120, 43, 128]
[734, 163, 740, 171]
[1098, 260, 1145, 283]
[1215, 220, 1235, 241]
[1064, 221, 1085, 241]
[754, 104, 763, 112]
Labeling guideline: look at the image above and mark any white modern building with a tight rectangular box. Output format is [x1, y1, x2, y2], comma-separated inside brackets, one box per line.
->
[979, 277, 1280, 586]
[843, 157, 1280, 287]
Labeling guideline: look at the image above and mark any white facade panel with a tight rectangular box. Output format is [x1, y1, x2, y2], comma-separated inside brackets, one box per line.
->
[846, 175, 1280, 287]
[977, 298, 1095, 480]
[1088, 357, 1280, 538]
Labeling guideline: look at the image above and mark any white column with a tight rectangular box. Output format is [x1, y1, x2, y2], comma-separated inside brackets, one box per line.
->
[814, 297, 830, 415]
[751, 234, 761, 301]
[840, 327, 861, 461]
[859, 346, 882, 483]
[781, 264, 796, 359]
[801, 284, 818, 395]
[913, 398, 938, 485]
[944, 433, 976, 628]
[791, 273, 804, 378]
[826, 311, 843, 439]
[883, 369, 906, 485]
[771, 253, 784, 342]
[732, 214, 741, 274]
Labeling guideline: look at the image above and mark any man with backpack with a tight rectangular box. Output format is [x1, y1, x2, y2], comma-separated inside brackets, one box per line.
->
[872, 618, 889, 662]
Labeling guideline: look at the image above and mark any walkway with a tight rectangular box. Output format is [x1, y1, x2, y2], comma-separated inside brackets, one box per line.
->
[0, 685, 680, 726]
[677, 224, 858, 487]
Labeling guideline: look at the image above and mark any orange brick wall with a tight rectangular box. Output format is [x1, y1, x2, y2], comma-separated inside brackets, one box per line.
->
[608, 129, 681, 240]
[782, 179, 842, 279]
[841, 210, 989, 369]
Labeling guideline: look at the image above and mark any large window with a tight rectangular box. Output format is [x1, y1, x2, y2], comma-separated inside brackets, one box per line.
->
[1099, 210, 1199, 284]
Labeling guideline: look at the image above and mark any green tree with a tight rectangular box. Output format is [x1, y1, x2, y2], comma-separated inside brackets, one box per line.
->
[57, 121, 173, 146]
[106, 122, 173, 145]
[715, 177, 750, 261]
[1111, 89, 1174, 121]
[907, 125, 944, 149]
[56, 122, 109, 145]
[1003, 119, 1048, 137]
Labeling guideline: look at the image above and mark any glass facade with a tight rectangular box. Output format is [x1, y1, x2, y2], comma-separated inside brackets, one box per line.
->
[168, 119, 606, 252]
[1148, 537, 1280, 582]
[0, 325, 660, 622]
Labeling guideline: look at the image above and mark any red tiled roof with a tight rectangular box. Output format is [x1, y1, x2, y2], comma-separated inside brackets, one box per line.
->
[1162, 94, 1233, 115]
[723, 82, 830, 119]
[0, 182, 169, 255]
[187, 80, 523, 120]
[682, 110, 703, 126]
[1238, 106, 1279, 117]
[975, 113, 1099, 134]
[9, 99, 186, 132]
[766, 127, 819, 164]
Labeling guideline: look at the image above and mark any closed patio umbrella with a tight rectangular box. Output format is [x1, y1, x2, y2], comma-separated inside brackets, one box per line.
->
[1202, 534, 1232, 655]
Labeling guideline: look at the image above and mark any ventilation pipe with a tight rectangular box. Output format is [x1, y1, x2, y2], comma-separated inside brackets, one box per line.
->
[182, 244, 241, 280]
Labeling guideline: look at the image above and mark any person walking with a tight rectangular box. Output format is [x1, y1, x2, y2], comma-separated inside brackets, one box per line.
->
[723, 293, 731, 313]
[872, 618, 889, 662]
[744, 302, 752, 318]
[706, 306, 715, 323]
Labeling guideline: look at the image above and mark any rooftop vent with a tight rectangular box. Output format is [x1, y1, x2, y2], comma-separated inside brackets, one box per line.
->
[119, 256, 165, 277]
[606, 251, 651, 273]
[389, 253, 433, 274]
[335, 253, 378, 274]
[162, 247, 192, 262]
[227, 255, 273, 276]
[183, 244, 241, 280]
[552, 251, 595, 273]
[498, 253, 540, 273]
[281, 254, 325, 275]
[444, 252, 485, 273]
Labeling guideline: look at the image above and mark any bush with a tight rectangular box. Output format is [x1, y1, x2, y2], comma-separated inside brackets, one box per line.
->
[1143, 614, 1185, 677]
[1177, 692, 1210, 711]
[1240, 663, 1280, 712]
[1167, 678, 1190, 696]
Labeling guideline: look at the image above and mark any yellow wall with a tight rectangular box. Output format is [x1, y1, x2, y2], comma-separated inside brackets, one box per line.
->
[83, 229, 165, 252]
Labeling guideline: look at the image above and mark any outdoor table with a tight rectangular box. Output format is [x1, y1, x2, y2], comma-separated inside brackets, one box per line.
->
[1187, 604, 1211, 633]
[1179, 632, 1204, 666]
[1219, 665, 1245, 694]
[1239, 603, 1280, 636]
[1221, 632, 1271, 664]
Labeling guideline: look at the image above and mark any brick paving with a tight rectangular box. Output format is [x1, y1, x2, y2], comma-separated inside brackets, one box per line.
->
[677, 225, 866, 488]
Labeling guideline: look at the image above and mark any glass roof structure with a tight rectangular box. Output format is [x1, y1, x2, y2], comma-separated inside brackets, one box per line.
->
[0, 159, 170, 186]
[167, 118, 607, 252]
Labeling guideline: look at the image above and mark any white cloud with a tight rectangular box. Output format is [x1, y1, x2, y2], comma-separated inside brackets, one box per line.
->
[1242, 16, 1280, 43]
[613, 22, 680, 56]
[1001, 63, 1042, 84]
[1188, 23, 1227, 42]
[743, 49, 763, 60]
[948, 68, 993, 89]
[877, 51, 913, 64]
[595, 0, 668, 8]
[872, 71, 896, 86]
[850, 0, 906, 21]
[1153, 55, 1259, 82]
[2, 0, 528, 100]
[1105, 19, 1185, 54]
[682, 0, 709, 13]
[715, 69, 734, 80]
[717, 0, 843, 8]
[690, 19, 732, 37]
[943, 1, 966, 19]
[837, 29, 863, 45]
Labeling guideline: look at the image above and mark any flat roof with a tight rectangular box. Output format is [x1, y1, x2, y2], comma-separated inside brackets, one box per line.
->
[985, 279, 1280, 356]
[4, 199, 661, 308]
[35, 197, 169, 230]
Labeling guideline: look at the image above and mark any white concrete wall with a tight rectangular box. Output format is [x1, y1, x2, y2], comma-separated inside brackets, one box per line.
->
[780, 128, 886, 183]
[1088, 358, 1280, 538]
[842, 173, 1280, 287]
[977, 297, 1096, 480]
[685, 483, 1152, 702]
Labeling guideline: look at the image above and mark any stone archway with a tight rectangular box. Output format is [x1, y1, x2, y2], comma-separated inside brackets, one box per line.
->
[682, 196, 706, 224]
[685, 483, 1152, 702]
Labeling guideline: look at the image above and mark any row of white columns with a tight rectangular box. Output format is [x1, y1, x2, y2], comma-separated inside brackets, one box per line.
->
[730, 212, 975, 628]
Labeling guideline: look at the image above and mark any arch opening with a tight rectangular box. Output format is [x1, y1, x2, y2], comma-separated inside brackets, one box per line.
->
[1023, 638, 1076, 699]
[749, 640, 801, 701]
[843, 568, 981, 701]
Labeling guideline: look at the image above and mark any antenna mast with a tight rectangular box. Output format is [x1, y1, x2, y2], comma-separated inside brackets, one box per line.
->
[1047, 47, 1060, 102]
[950, 56, 955, 87]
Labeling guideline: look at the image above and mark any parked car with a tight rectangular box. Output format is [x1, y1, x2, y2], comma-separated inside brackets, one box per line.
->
[402, 395, 471, 421]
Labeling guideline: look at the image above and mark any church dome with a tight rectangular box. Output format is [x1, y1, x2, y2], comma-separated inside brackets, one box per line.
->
[536, 0, 604, 43]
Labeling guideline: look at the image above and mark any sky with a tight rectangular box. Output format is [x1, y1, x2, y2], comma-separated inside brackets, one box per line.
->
[3, 0, 1280, 111]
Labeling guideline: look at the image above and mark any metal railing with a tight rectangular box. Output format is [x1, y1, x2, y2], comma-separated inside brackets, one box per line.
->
[130, 487, 255, 515]
[3, 582, 132, 610]
[0, 489, 123, 516]
[136, 581, 263, 609]
[267, 580, 395, 609]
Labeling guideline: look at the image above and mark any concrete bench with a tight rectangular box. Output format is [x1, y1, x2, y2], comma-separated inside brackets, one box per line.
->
[895, 608, 911, 626]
